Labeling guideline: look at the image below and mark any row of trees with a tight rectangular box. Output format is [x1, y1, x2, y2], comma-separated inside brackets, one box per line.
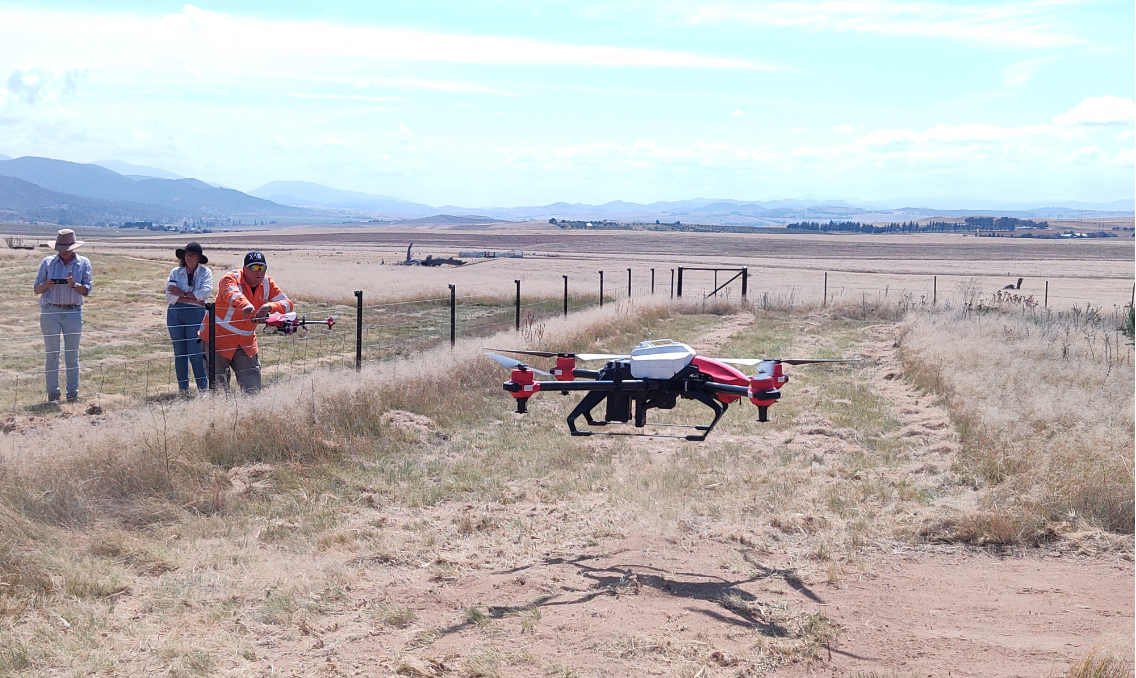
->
[787, 217, 1049, 234]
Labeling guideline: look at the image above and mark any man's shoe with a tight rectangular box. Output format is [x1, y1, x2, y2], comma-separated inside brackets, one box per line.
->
[47, 395, 61, 404]
[66, 394, 79, 403]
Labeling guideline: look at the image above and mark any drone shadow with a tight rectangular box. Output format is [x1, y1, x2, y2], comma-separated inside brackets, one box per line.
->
[431, 551, 825, 640]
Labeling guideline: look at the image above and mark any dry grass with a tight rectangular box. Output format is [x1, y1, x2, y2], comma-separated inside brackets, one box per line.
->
[0, 288, 1128, 674]
[900, 299, 1135, 543]
[1061, 648, 1135, 678]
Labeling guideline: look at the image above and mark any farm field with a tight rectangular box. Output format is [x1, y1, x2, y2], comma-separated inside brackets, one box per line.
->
[26, 223, 1136, 307]
[0, 226, 1132, 676]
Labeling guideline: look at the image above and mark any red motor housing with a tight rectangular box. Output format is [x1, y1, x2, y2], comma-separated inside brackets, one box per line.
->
[553, 356, 576, 381]
[507, 368, 540, 398]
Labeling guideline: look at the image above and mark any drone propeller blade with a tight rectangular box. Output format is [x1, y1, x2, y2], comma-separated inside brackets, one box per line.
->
[483, 347, 629, 362]
[484, 347, 558, 358]
[712, 357, 764, 366]
[573, 353, 629, 361]
[712, 357, 862, 366]
[483, 353, 552, 377]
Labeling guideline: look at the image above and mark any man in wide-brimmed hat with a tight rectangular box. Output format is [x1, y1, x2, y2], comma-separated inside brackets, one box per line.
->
[32, 229, 93, 403]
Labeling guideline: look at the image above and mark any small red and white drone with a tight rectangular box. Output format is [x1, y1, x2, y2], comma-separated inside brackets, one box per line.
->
[258, 312, 336, 335]
[485, 340, 858, 441]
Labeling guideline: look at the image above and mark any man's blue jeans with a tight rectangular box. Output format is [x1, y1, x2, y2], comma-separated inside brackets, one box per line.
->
[40, 305, 82, 401]
[167, 303, 207, 391]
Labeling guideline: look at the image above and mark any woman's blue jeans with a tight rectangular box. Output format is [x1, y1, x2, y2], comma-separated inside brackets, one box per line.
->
[167, 303, 207, 391]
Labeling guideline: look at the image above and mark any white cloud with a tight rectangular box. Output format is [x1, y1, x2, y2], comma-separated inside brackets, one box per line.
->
[669, 1, 1082, 48]
[856, 122, 1052, 146]
[1053, 96, 1136, 126]
[314, 76, 515, 97]
[5, 66, 87, 106]
[731, 109, 744, 116]
[289, 93, 407, 103]
[832, 124, 853, 133]
[0, 5, 777, 71]
[1000, 57, 1050, 88]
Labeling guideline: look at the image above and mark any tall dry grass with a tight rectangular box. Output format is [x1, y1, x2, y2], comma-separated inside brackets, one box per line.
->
[0, 300, 677, 606]
[900, 301, 1135, 542]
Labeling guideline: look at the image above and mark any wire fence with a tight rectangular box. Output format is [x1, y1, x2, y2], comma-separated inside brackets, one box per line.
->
[1, 266, 1131, 414]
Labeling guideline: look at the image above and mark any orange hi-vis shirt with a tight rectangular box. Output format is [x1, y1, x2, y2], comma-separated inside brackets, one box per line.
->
[199, 270, 293, 358]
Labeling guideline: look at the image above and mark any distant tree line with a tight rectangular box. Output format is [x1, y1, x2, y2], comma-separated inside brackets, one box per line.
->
[787, 217, 1049, 234]
[551, 219, 760, 234]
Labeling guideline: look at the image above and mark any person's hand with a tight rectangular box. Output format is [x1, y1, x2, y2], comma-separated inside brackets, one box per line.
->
[67, 273, 75, 288]
[242, 304, 255, 319]
[254, 304, 271, 320]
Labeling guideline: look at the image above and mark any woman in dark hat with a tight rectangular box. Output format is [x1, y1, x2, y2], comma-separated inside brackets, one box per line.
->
[165, 242, 213, 392]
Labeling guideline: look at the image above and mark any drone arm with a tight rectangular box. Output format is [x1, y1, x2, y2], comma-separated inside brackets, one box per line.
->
[508, 379, 649, 393]
[701, 382, 750, 398]
[572, 369, 600, 379]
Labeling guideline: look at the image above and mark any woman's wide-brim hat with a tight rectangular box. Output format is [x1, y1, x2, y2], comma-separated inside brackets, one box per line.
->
[52, 229, 84, 252]
[175, 241, 208, 264]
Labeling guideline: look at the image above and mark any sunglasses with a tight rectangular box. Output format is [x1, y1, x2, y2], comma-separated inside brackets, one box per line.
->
[245, 263, 267, 273]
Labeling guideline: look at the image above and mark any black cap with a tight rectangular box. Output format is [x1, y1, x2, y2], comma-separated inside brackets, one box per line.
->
[176, 242, 208, 264]
[243, 251, 267, 268]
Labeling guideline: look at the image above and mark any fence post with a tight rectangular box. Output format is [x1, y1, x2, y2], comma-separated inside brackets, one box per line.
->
[677, 267, 684, 298]
[514, 279, 521, 331]
[627, 268, 632, 299]
[651, 268, 655, 295]
[206, 302, 217, 389]
[823, 272, 828, 307]
[563, 275, 568, 317]
[741, 266, 748, 299]
[1044, 280, 1048, 308]
[670, 269, 674, 299]
[448, 285, 456, 348]
[354, 291, 363, 371]
[713, 270, 718, 297]
[599, 271, 604, 308]
[933, 276, 937, 306]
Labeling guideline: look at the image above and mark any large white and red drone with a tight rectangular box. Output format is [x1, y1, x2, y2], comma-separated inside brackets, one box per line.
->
[484, 340, 858, 441]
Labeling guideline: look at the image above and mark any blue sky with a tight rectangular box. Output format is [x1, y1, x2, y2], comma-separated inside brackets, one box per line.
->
[0, 1, 1132, 207]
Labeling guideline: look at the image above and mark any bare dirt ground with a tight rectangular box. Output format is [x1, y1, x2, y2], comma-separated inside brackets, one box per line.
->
[26, 227, 1131, 309]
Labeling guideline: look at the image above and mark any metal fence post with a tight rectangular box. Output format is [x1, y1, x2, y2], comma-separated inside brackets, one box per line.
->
[449, 284, 456, 348]
[563, 275, 568, 317]
[823, 272, 828, 307]
[933, 276, 937, 306]
[1044, 280, 1048, 308]
[206, 302, 217, 389]
[627, 268, 632, 299]
[651, 268, 655, 295]
[670, 269, 674, 299]
[354, 291, 362, 371]
[515, 279, 521, 331]
[599, 271, 604, 308]
[677, 267, 683, 298]
[741, 266, 748, 299]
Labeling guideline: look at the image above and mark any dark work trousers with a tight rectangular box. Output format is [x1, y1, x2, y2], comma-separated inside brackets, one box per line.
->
[208, 346, 262, 394]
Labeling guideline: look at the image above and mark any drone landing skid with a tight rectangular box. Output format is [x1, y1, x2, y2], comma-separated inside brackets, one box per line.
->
[567, 390, 728, 442]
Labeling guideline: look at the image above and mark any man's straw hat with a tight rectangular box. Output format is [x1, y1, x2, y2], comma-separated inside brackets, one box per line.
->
[52, 229, 84, 252]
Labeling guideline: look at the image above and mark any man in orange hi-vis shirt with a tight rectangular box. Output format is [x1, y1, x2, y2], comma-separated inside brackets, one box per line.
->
[200, 251, 293, 393]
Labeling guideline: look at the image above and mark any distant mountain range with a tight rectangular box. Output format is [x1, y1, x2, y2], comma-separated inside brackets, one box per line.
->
[249, 180, 436, 217]
[255, 181, 1134, 224]
[0, 153, 1131, 228]
[0, 157, 313, 225]
[92, 160, 184, 181]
